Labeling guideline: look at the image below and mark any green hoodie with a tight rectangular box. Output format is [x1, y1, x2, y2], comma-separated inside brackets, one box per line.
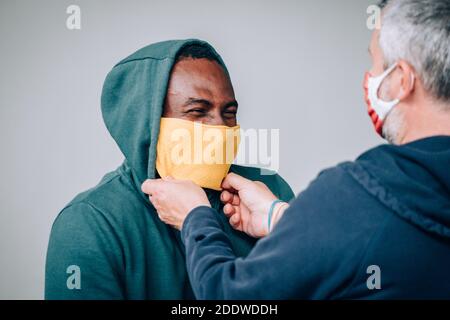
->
[45, 39, 294, 300]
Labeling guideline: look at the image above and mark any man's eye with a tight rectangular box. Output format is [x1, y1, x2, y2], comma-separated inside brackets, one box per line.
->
[188, 109, 206, 115]
[224, 110, 237, 118]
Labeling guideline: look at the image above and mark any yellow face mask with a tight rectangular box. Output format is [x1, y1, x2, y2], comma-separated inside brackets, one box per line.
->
[156, 117, 240, 191]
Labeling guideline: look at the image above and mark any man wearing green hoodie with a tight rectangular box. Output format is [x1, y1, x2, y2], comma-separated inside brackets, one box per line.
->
[45, 39, 294, 299]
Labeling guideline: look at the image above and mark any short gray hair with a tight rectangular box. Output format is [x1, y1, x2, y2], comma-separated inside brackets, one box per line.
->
[379, 0, 450, 104]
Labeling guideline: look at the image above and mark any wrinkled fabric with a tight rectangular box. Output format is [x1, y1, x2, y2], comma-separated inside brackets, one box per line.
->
[182, 136, 450, 299]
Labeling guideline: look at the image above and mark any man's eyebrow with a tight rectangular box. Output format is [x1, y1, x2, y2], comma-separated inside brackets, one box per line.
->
[223, 100, 238, 109]
[182, 98, 239, 109]
[183, 98, 213, 108]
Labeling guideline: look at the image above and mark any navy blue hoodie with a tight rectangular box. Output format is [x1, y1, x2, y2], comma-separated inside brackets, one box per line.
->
[181, 136, 450, 299]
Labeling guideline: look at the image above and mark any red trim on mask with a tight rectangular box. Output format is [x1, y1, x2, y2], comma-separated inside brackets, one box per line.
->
[363, 72, 384, 136]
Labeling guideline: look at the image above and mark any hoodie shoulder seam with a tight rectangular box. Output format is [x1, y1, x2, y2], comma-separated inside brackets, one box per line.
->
[341, 161, 450, 238]
[56, 169, 124, 220]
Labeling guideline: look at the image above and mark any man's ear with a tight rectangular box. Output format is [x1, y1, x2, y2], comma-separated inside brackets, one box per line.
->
[396, 60, 416, 101]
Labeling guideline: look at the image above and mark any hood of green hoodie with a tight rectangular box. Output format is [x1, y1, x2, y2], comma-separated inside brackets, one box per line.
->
[101, 39, 229, 198]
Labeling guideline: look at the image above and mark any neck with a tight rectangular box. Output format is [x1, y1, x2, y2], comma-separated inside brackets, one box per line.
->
[399, 101, 450, 145]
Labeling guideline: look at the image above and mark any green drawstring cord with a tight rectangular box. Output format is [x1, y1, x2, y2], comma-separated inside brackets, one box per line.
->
[268, 199, 284, 232]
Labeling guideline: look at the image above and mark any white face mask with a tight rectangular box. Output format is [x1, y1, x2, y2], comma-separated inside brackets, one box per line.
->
[363, 63, 400, 136]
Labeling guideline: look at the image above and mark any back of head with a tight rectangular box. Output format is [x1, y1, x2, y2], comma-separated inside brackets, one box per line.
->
[379, 0, 450, 106]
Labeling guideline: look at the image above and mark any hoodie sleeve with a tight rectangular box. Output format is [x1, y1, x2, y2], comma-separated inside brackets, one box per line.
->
[181, 165, 390, 299]
[45, 202, 125, 300]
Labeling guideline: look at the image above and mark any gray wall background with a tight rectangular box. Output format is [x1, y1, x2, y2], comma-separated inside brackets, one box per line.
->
[0, 0, 380, 299]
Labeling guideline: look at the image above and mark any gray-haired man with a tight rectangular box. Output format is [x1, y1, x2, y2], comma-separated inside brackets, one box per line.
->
[142, 0, 450, 299]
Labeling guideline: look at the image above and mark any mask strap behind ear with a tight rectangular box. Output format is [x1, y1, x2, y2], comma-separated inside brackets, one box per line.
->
[381, 62, 398, 79]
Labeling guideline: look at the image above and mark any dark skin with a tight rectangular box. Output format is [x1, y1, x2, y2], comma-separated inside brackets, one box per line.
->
[163, 58, 238, 127]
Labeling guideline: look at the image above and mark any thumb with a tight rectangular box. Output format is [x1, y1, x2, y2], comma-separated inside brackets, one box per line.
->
[221, 172, 253, 192]
[141, 179, 161, 194]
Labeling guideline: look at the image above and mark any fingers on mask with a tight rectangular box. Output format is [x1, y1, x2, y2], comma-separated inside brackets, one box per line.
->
[141, 179, 156, 194]
[221, 190, 233, 203]
[142, 178, 169, 195]
[221, 190, 240, 206]
[222, 172, 252, 191]
[223, 203, 235, 217]
[229, 212, 241, 228]
[231, 194, 240, 206]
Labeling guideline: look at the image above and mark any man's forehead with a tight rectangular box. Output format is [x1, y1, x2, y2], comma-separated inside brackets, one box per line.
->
[171, 59, 228, 81]
[167, 59, 234, 97]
